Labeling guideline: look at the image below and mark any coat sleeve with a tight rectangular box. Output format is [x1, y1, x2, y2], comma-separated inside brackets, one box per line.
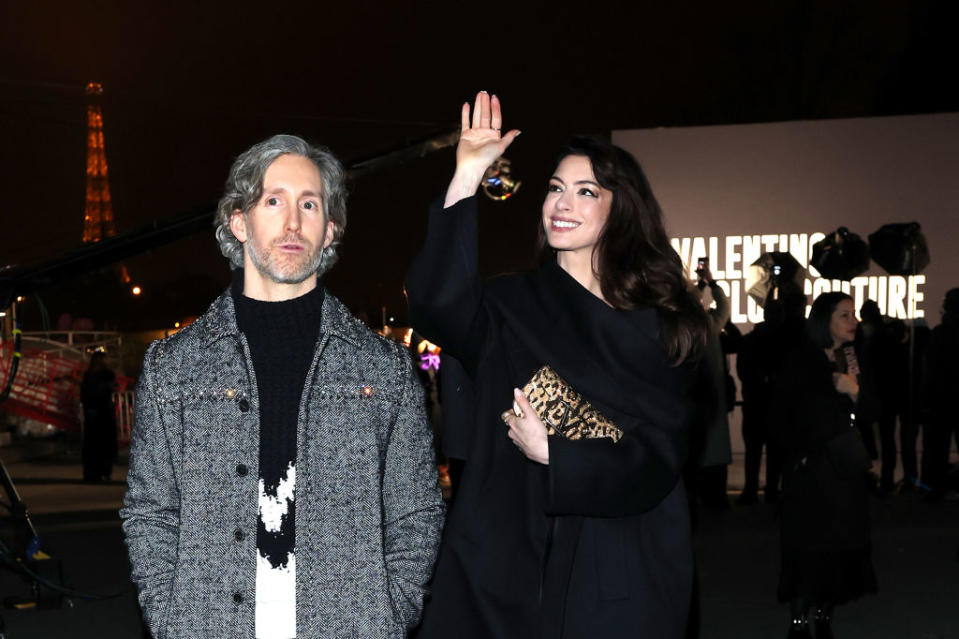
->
[405, 195, 487, 375]
[119, 342, 180, 638]
[545, 386, 691, 517]
[709, 280, 731, 328]
[381, 347, 446, 631]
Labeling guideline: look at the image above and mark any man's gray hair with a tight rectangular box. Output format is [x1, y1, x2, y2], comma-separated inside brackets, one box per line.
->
[214, 134, 347, 276]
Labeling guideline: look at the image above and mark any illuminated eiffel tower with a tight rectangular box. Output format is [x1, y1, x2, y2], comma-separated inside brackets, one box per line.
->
[81, 82, 116, 244]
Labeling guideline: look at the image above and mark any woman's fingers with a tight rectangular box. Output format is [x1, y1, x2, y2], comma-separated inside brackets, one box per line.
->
[497, 129, 521, 155]
[470, 91, 484, 129]
[479, 92, 492, 129]
[512, 388, 534, 417]
[465, 91, 499, 133]
[490, 94, 503, 131]
[462, 92, 518, 146]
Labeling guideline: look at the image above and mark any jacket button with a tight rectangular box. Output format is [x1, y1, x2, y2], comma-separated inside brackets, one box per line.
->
[234, 529, 245, 541]
[238, 398, 250, 412]
[233, 592, 244, 604]
[236, 464, 248, 476]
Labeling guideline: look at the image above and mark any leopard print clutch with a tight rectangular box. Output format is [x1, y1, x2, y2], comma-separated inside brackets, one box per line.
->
[522, 365, 623, 443]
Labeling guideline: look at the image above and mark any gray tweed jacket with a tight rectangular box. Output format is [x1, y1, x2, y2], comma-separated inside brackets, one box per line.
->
[120, 288, 444, 639]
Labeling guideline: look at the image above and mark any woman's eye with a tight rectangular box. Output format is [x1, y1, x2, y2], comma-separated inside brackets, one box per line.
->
[578, 188, 597, 198]
[303, 201, 316, 210]
[266, 197, 279, 206]
[547, 183, 562, 193]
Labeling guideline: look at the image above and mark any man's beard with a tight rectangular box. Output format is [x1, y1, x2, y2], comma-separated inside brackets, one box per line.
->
[247, 233, 323, 285]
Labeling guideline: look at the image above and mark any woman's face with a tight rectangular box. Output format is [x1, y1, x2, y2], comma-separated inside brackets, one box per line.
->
[541, 155, 612, 260]
[829, 298, 859, 346]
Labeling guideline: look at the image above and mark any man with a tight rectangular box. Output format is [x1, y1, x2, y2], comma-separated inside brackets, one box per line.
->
[121, 135, 444, 639]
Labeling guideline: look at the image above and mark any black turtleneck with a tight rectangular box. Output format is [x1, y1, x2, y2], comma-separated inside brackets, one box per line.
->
[231, 269, 324, 570]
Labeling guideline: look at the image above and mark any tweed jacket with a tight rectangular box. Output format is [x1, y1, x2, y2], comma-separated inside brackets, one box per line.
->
[120, 288, 445, 639]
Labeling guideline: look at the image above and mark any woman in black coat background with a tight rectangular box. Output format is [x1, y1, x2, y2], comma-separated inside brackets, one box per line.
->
[407, 92, 709, 638]
[777, 292, 877, 639]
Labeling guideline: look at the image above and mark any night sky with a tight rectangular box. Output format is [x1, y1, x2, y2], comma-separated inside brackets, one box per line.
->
[2, 2, 957, 330]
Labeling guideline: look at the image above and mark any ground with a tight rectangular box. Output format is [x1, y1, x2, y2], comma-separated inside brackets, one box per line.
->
[1, 437, 956, 639]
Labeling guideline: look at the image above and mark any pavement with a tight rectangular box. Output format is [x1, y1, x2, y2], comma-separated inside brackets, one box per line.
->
[0, 436, 957, 639]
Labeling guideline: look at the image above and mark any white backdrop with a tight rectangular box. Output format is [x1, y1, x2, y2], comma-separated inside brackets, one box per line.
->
[614, 114, 959, 460]
[614, 113, 959, 331]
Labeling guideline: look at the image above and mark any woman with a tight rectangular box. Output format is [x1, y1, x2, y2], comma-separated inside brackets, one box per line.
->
[777, 292, 877, 639]
[406, 92, 708, 638]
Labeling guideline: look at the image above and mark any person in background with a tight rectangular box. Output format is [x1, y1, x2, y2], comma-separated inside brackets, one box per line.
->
[923, 288, 959, 499]
[736, 285, 805, 504]
[80, 350, 118, 482]
[854, 300, 884, 461]
[873, 314, 918, 494]
[687, 260, 733, 511]
[777, 292, 877, 639]
[437, 353, 475, 503]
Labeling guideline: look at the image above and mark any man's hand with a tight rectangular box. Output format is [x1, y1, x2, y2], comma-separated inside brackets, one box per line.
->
[444, 91, 521, 207]
[501, 388, 549, 465]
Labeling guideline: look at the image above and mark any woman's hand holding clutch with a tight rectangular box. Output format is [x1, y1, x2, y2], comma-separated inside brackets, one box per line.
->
[501, 387, 549, 465]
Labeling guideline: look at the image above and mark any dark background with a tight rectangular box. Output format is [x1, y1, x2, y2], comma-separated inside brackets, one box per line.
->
[1, 1, 957, 329]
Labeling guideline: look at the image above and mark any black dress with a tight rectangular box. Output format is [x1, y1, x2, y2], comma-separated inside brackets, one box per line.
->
[777, 343, 877, 604]
[407, 196, 695, 638]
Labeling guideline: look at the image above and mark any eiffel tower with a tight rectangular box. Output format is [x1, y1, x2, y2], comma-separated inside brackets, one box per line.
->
[81, 82, 116, 244]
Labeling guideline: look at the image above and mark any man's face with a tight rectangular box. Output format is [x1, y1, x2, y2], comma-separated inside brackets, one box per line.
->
[230, 154, 335, 289]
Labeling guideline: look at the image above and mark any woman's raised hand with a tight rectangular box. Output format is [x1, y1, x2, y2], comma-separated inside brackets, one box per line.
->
[444, 91, 521, 208]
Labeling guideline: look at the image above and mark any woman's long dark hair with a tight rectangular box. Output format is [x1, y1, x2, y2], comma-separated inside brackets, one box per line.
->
[537, 136, 708, 364]
[806, 291, 853, 349]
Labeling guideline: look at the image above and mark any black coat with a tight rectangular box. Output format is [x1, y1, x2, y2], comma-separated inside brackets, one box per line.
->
[407, 196, 695, 639]
[776, 343, 877, 604]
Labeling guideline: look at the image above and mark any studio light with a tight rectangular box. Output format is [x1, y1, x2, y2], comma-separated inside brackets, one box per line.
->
[745, 252, 806, 307]
[810, 227, 871, 281]
[868, 222, 930, 276]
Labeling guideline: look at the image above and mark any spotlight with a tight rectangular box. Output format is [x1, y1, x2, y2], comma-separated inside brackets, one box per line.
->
[868, 222, 930, 275]
[482, 158, 521, 201]
[810, 227, 870, 281]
